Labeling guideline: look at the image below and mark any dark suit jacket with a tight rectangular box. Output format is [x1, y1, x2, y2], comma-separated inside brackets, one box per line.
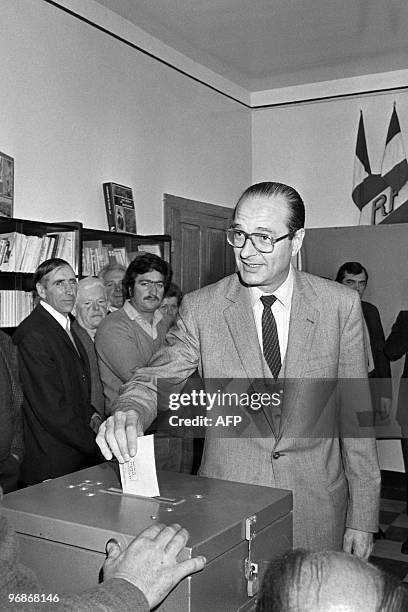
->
[385, 310, 408, 426]
[0, 330, 23, 493]
[13, 304, 98, 485]
[72, 320, 105, 432]
[361, 301, 392, 404]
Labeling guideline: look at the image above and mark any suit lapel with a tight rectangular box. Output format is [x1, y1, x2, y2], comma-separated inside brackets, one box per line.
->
[36, 305, 85, 361]
[223, 277, 265, 380]
[278, 270, 319, 437]
[223, 276, 278, 436]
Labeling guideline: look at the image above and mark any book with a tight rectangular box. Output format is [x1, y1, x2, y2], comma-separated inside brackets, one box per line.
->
[103, 182, 136, 233]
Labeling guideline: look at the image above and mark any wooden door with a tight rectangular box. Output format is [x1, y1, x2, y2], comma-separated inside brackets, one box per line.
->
[164, 194, 236, 293]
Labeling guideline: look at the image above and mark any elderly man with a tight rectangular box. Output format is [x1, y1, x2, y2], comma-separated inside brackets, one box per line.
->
[98, 262, 126, 311]
[73, 277, 109, 433]
[96, 182, 380, 557]
[13, 258, 99, 485]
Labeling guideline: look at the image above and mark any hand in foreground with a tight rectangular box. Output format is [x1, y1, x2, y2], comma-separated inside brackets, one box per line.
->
[96, 410, 141, 463]
[343, 527, 373, 560]
[104, 523, 206, 609]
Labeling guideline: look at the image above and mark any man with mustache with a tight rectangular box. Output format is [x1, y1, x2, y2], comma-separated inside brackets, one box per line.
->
[95, 254, 171, 414]
[13, 258, 99, 485]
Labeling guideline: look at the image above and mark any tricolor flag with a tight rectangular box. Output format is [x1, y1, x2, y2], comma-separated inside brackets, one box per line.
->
[352, 111, 386, 214]
[381, 105, 408, 194]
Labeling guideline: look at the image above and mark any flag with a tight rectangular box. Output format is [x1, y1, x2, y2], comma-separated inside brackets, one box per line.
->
[381, 105, 408, 194]
[352, 111, 386, 211]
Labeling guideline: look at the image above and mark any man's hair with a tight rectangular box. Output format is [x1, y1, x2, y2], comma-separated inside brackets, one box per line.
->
[256, 549, 408, 612]
[235, 182, 305, 237]
[98, 262, 127, 281]
[335, 261, 368, 284]
[164, 282, 183, 306]
[76, 277, 107, 301]
[33, 258, 72, 288]
[124, 254, 172, 297]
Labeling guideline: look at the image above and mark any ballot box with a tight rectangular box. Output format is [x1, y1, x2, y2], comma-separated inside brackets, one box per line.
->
[2, 463, 292, 611]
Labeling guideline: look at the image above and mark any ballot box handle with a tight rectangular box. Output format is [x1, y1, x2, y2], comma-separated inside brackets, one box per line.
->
[244, 515, 259, 597]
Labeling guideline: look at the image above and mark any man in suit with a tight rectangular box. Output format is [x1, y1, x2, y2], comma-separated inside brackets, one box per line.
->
[335, 262, 392, 423]
[0, 329, 23, 493]
[14, 258, 99, 485]
[73, 276, 109, 433]
[385, 311, 408, 553]
[96, 182, 380, 558]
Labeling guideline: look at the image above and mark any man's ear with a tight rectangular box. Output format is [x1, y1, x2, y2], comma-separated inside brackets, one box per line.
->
[291, 228, 305, 257]
[36, 282, 46, 300]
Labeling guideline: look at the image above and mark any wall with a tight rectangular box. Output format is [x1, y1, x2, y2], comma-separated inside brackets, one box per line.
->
[252, 91, 408, 228]
[0, 0, 251, 233]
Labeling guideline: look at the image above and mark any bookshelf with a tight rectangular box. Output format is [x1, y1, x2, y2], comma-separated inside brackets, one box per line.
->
[0, 217, 81, 328]
[0, 217, 171, 328]
[81, 227, 171, 276]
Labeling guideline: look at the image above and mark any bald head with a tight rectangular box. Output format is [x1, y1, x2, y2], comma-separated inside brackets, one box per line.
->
[75, 277, 108, 333]
[256, 549, 407, 612]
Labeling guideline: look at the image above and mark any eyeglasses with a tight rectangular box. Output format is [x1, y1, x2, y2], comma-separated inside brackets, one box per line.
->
[226, 228, 290, 253]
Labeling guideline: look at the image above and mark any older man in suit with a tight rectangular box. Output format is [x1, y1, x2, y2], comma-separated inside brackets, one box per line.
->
[14, 258, 99, 485]
[96, 182, 380, 558]
[73, 276, 109, 433]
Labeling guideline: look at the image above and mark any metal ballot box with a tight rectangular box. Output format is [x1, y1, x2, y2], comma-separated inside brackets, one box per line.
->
[2, 463, 292, 611]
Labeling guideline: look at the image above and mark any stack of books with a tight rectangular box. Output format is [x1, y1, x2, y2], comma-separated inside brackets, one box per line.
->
[0, 231, 76, 272]
[0, 290, 33, 327]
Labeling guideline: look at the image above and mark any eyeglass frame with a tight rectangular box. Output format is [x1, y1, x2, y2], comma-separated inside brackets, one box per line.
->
[226, 227, 292, 253]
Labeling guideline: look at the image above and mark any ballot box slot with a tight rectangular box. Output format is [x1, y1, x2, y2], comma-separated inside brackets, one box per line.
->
[104, 487, 186, 506]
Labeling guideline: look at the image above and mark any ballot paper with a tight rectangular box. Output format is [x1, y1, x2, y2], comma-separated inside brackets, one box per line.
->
[119, 434, 160, 497]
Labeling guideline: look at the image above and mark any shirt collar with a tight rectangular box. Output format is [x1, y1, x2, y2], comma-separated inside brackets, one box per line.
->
[123, 299, 163, 325]
[40, 300, 69, 328]
[248, 265, 294, 310]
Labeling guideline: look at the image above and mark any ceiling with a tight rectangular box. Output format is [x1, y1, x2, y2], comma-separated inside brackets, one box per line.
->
[93, 0, 408, 91]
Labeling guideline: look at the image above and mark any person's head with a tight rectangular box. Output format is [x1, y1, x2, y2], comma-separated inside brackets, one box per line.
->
[34, 258, 77, 315]
[159, 283, 183, 326]
[256, 549, 407, 612]
[98, 263, 126, 309]
[228, 182, 305, 293]
[75, 277, 108, 332]
[335, 262, 368, 299]
[124, 254, 172, 319]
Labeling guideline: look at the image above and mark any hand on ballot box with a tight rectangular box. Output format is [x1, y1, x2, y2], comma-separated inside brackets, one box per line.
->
[97, 409, 142, 463]
[104, 523, 206, 609]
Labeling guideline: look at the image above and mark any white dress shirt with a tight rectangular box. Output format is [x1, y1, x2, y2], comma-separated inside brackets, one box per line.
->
[249, 265, 294, 363]
[40, 300, 70, 329]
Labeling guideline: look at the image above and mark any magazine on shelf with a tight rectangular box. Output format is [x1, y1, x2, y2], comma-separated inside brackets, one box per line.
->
[103, 182, 137, 233]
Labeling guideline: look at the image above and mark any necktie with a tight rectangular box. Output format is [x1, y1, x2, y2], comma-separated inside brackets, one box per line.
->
[260, 295, 281, 380]
[65, 319, 80, 355]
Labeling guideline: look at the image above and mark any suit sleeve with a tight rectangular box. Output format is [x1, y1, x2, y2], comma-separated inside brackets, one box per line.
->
[113, 297, 201, 431]
[384, 311, 408, 361]
[339, 293, 381, 533]
[16, 331, 96, 455]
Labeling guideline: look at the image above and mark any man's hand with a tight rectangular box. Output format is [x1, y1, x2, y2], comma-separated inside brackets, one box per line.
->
[343, 528, 373, 560]
[104, 523, 206, 609]
[96, 410, 141, 463]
